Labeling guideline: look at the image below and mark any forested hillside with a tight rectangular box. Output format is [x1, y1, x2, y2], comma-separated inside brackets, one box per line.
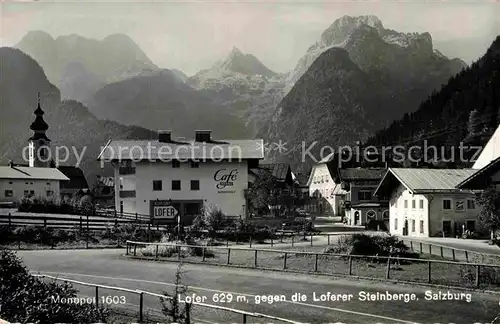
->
[365, 35, 500, 166]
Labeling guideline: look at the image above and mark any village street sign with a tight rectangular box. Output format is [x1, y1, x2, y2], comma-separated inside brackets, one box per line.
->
[154, 205, 179, 219]
[150, 200, 178, 224]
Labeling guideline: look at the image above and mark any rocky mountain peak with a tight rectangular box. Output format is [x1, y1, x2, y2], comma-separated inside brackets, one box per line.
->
[320, 15, 384, 46]
[215, 47, 276, 77]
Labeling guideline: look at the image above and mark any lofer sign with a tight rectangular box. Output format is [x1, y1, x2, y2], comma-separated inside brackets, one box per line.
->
[154, 205, 178, 219]
[214, 168, 238, 189]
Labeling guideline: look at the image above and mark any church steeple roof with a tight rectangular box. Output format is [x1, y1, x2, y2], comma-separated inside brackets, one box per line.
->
[29, 93, 50, 141]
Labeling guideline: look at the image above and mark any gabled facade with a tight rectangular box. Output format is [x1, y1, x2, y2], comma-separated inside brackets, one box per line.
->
[307, 154, 346, 216]
[338, 168, 388, 226]
[374, 168, 481, 237]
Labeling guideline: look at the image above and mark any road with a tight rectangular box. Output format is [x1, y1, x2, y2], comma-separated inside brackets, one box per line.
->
[16, 248, 500, 324]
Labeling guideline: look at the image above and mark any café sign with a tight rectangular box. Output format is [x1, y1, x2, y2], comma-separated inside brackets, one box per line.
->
[214, 168, 238, 189]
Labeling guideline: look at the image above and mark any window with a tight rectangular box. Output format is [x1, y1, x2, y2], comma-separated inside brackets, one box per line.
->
[190, 160, 199, 168]
[172, 180, 181, 191]
[358, 191, 371, 201]
[411, 220, 415, 232]
[24, 190, 29, 197]
[443, 199, 452, 210]
[419, 200, 424, 209]
[467, 199, 475, 210]
[8, 181, 13, 184]
[394, 218, 398, 230]
[30, 190, 35, 196]
[412, 200, 416, 209]
[153, 180, 162, 191]
[420, 220, 424, 233]
[191, 180, 200, 191]
[46, 182, 50, 185]
[172, 159, 180, 168]
[404, 200, 408, 209]
[120, 201, 123, 215]
[46, 190, 54, 197]
[4, 190, 13, 197]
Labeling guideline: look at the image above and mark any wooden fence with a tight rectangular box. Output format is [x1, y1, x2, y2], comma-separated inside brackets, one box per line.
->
[401, 238, 500, 264]
[126, 240, 500, 291]
[32, 274, 300, 324]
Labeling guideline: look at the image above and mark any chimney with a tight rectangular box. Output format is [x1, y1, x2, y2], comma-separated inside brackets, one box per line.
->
[158, 130, 172, 143]
[195, 130, 211, 142]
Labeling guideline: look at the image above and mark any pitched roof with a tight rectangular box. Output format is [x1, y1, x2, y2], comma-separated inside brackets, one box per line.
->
[97, 139, 264, 161]
[0, 166, 69, 181]
[318, 152, 335, 164]
[259, 163, 291, 182]
[472, 124, 500, 169]
[332, 183, 347, 195]
[98, 176, 114, 187]
[338, 168, 386, 181]
[57, 166, 89, 189]
[457, 156, 500, 189]
[374, 168, 477, 196]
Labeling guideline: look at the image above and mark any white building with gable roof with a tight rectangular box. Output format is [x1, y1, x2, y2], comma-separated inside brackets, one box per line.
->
[374, 168, 481, 237]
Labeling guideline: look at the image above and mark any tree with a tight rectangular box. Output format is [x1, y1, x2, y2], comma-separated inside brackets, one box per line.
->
[0, 248, 108, 323]
[476, 186, 500, 241]
[247, 170, 299, 217]
[160, 263, 190, 323]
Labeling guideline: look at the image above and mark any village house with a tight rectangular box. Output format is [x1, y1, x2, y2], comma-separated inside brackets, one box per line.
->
[0, 163, 69, 204]
[0, 96, 72, 204]
[97, 130, 264, 224]
[307, 153, 346, 216]
[337, 167, 388, 226]
[374, 168, 480, 238]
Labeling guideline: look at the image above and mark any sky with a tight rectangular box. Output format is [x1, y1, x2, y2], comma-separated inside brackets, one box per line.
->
[1, 0, 499, 76]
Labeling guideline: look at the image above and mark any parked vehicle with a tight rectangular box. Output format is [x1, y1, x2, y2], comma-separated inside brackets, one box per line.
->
[281, 217, 315, 233]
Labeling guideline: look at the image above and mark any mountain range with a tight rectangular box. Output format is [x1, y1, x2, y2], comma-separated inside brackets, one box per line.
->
[0, 47, 156, 184]
[4, 14, 494, 178]
[260, 15, 467, 170]
[365, 35, 500, 167]
[15, 31, 159, 103]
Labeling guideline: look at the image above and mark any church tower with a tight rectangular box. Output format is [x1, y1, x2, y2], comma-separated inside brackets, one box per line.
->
[28, 93, 51, 168]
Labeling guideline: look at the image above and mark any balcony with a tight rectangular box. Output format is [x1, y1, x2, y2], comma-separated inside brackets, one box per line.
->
[119, 190, 136, 198]
[118, 167, 136, 175]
